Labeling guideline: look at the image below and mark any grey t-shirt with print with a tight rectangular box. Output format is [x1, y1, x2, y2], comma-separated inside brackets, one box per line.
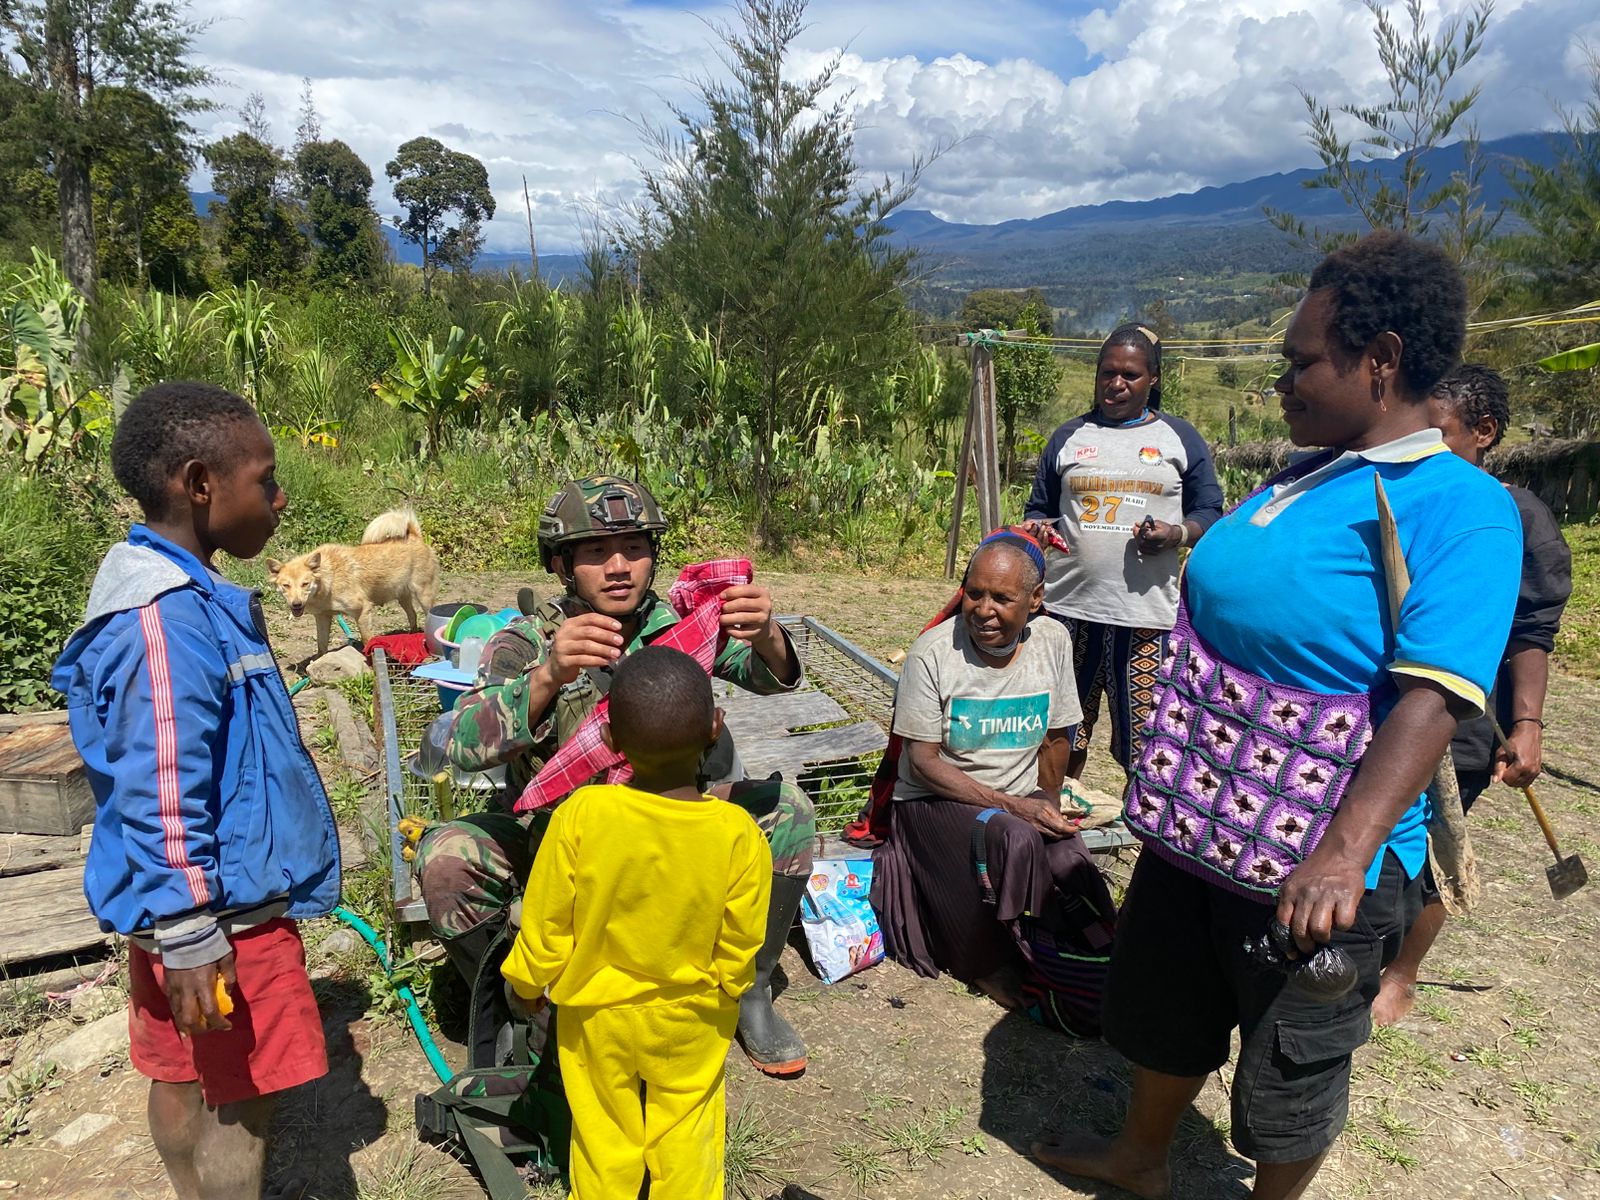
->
[1025, 410, 1224, 630]
[892, 615, 1081, 801]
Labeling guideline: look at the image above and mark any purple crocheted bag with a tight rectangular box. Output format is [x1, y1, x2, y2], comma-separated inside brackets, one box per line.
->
[1124, 605, 1375, 901]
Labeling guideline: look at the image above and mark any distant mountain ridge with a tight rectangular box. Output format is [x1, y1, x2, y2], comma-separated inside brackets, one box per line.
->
[885, 132, 1551, 249]
[189, 131, 1560, 297]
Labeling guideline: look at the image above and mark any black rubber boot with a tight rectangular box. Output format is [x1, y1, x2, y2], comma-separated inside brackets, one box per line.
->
[737, 873, 808, 1077]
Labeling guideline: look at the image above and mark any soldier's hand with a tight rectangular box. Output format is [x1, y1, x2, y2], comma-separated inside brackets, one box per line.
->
[544, 613, 625, 686]
[719, 585, 776, 645]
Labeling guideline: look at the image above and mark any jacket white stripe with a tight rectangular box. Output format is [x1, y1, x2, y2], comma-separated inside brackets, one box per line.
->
[139, 604, 210, 906]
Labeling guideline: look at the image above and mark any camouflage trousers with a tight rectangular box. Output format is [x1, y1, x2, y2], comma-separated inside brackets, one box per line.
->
[414, 778, 816, 940]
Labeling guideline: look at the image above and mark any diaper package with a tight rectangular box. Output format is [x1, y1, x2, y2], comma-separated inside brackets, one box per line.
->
[799, 859, 884, 984]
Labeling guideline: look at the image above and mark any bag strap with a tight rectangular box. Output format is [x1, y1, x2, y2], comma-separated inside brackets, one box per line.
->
[971, 807, 1004, 906]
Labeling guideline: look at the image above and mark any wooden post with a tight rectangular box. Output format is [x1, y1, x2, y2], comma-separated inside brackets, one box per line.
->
[977, 345, 1001, 533]
[1228, 404, 1237, 447]
[522, 175, 540, 283]
[944, 335, 1004, 578]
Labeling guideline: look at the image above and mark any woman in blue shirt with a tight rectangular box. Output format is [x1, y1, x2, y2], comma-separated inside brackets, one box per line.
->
[1033, 233, 1521, 1200]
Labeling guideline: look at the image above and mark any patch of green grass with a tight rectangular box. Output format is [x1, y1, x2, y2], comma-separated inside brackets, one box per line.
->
[1476, 813, 1521, 833]
[352, 1142, 463, 1200]
[864, 1093, 912, 1114]
[1511, 1080, 1558, 1126]
[0, 976, 49, 1039]
[959, 1133, 989, 1156]
[1416, 998, 1457, 1025]
[1512, 1025, 1543, 1049]
[833, 1140, 895, 1195]
[725, 1104, 797, 1198]
[1, 1061, 58, 1144]
[873, 1104, 966, 1166]
[337, 670, 377, 724]
[1555, 523, 1600, 678]
[1368, 1026, 1452, 1088]
[1466, 1045, 1517, 1070]
[313, 698, 340, 756]
[327, 772, 369, 825]
[1374, 1100, 1421, 1142]
[1349, 1132, 1421, 1170]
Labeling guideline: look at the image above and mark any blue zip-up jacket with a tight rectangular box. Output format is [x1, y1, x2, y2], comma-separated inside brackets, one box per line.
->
[51, 526, 340, 968]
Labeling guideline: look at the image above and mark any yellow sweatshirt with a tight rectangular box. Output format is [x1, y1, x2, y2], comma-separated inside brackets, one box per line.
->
[502, 783, 773, 1009]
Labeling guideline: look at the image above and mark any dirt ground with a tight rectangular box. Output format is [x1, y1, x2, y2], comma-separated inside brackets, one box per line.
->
[3, 567, 1598, 1199]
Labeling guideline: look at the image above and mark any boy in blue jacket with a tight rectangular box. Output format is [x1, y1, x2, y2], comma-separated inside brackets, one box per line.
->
[52, 382, 340, 1200]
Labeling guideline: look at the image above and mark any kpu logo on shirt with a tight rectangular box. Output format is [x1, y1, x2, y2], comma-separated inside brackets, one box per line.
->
[947, 692, 1051, 752]
[1139, 446, 1162, 465]
[1074, 445, 1099, 462]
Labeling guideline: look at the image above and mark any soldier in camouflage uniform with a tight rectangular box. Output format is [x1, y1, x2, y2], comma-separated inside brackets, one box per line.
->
[413, 475, 815, 1076]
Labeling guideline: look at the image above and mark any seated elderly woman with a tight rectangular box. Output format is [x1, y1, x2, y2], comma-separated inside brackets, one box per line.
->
[872, 530, 1115, 1029]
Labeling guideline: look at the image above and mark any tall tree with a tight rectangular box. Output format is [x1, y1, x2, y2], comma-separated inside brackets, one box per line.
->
[1266, 0, 1499, 301]
[960, 288, 1053, 334]
[204, 130, 306, 286]
[1506, 48, 1600, 306]
[385, 136, 495, 297]
[297, 138, 383, 284]
[90, 85, 201, 288]
[292, 76, 320, 160]
[630, 0, 921, 540]
[1, 0, 211, 314]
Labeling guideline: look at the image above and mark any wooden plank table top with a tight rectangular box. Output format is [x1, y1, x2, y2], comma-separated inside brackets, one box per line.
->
[0, 864, 108, 966]
[0, 721, 83, 779]
[0, 832, 83, 879]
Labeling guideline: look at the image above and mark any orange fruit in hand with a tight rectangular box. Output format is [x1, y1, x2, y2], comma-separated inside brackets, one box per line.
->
[214, 975, 234, 1017]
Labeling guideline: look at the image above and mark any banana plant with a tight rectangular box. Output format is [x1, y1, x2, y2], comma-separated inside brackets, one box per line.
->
[372, 325, 489, 458]
[1, 299, 118, 470]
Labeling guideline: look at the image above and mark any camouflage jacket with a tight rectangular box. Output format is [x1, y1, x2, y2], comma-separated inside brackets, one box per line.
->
[446, 591, 800, 800]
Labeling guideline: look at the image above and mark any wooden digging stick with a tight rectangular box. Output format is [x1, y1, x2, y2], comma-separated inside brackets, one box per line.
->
[1374, 475, 1480, 915]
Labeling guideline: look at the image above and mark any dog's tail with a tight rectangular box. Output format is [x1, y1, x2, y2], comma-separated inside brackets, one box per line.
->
[361, 509, 424, 544]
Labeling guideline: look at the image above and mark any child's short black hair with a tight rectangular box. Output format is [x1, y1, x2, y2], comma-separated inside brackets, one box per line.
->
[1307, 231, 1466, 398]
[1431, 363, 1511, 450]
[111, 382, 261, 519]
[608, 646, 713, 757]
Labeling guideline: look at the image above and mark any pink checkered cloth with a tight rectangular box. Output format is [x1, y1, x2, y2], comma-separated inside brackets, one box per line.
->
[512, 559, 755, 812]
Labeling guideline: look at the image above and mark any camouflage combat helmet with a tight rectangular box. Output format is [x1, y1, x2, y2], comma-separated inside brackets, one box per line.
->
[537, 475, 668, 572]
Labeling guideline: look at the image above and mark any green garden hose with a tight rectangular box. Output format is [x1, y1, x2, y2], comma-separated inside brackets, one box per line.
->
[331, 905, 453, 1083]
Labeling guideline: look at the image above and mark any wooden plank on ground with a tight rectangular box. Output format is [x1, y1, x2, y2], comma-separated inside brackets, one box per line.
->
[715, 688, 848, 738]
[0, 832, 83, 879]
[0, 866, 108, 966]
[737, 721, 888, 780]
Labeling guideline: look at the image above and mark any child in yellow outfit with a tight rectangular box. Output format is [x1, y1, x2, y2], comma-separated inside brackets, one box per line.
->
[502, 645, 773, 1199]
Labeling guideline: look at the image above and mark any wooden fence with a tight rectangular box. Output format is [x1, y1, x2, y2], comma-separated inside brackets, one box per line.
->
[1213, 439, 1600, 521]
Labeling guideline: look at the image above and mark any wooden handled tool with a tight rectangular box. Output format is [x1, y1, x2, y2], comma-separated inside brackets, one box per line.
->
[1489, 718, 1588, 900]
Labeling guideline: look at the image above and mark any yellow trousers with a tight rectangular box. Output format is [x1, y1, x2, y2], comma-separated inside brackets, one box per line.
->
[559, 993, 739, 1199]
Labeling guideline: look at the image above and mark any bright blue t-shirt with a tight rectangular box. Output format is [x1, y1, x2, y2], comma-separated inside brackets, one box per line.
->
[1183, 429, 1522, 887]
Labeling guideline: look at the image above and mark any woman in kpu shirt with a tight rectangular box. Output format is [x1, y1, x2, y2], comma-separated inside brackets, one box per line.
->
[1024, 324, 1224, 779]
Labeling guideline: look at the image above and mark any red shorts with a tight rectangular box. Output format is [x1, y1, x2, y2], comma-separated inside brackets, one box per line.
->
[128, 917, 328, 1106]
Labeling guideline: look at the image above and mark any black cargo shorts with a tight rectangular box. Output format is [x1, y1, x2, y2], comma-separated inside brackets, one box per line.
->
[1101, 848, 1420, 1163]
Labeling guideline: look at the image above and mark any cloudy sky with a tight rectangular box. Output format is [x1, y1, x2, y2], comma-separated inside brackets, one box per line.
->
[188, 0, 1600, 253]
